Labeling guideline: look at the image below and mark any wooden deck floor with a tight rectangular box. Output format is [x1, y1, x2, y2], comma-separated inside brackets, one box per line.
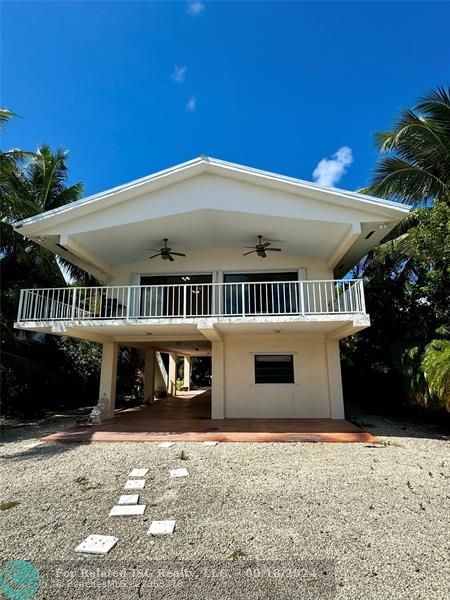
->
[42, 390, 379, 444]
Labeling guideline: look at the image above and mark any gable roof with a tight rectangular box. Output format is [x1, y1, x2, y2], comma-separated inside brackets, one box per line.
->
[14, 155, 410, 233]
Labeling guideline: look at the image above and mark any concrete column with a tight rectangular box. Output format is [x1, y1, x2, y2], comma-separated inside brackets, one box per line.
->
[183, 356, 191, 390]
[168, 352, 177, 396]
[154, 352, 167, 394]
[97, 342, 119, 420]
[144, 348, 155, 404]
[211, 341, 225, 419]
[326, 339, 345, 419]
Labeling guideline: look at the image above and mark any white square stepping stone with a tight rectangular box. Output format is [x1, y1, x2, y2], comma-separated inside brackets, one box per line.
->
[75, 534, 118, 555]
[128, 468, 148, 477]
[148, 520, 176, 536]
[109, 505, 146, 517]
[118, 494, 139, 505]
[203, 441, 219, 446]
[124, 479, 146, 490]
[169, 468, 189, 478]
[159, 441, 175, 448]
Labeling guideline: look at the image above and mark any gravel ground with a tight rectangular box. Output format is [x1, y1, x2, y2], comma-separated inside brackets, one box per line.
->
[0, 412, 449, 599]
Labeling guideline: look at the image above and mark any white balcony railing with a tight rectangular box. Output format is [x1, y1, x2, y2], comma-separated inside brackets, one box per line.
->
[17, 279, 366, 322]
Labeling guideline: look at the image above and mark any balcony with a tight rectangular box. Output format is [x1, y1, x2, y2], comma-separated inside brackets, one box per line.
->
[17, 279, 366, 323]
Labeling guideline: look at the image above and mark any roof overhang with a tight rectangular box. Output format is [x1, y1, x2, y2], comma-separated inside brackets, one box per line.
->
[14, 156, 410, 279]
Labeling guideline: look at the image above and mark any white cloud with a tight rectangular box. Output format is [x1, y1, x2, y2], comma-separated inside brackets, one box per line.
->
[187, 1, 205, 15]
[312, 146, 353, 187]
[185, 96, 197, 112]
[171, 65, 187, 83]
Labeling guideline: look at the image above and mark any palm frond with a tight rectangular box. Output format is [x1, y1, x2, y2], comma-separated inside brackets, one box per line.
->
[415, 86, 450, 139]
[364, 157, 447, 204]
[375, 110, 450, 174]
[0, 108, 17, 130]
[379, 210, 422, 243]
[421, 339, 450, 410]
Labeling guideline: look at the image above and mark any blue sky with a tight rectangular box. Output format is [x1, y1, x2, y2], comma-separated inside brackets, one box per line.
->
[2, 1, 449, 196]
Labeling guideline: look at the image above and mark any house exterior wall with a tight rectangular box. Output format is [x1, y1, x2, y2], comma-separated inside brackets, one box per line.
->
[221, 333, 340, 418]
[109, 247, 333, 285]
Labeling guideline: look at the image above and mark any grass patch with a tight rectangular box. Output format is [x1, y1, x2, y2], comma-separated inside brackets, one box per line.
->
[0, 501, 19, 511]
[228, 549, 247, 560]
[383, 440, 403, 447]
[74, 476, 102, 491]
[179, 450, 189, 461]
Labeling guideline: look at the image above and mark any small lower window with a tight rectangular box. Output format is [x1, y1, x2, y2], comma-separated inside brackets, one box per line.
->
[254, 354, 294, 384]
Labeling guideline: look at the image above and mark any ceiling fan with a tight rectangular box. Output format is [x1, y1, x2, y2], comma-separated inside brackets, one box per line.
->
[243, 235, 282, 258]
[148, 239, 186, 262]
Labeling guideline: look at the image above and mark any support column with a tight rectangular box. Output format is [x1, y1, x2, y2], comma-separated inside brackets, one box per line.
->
[326, 339, 345, 419]
[211, 341, 225, 419]
[183, 356, 191, 390]
[91, 341, 118, 422]
[144, 348, 156, 404]
[168, 352, 177, 396]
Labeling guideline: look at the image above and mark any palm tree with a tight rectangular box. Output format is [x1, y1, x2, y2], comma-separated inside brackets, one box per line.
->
[1, 114, 97, 347]
[361, 86, 450, 206]
[353, 88, 450, 412]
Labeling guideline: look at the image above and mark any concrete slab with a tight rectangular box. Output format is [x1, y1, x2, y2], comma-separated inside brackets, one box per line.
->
[148, 520, 176, 536]
[118, 494, 139, 505]
[41, 391, 381, 445]
[169, 468, 189, 478]
[109, 505, 146, 517]
[75, 534, 118, 555]
[124, 479, 146, 490]
[128, 468, 149, 477]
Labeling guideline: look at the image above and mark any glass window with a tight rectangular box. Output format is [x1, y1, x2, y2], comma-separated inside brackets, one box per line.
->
[254, 354, 295, 384]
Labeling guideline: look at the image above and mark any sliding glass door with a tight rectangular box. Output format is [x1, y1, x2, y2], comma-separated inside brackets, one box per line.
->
[223, 272, 299, 315]
[140, 274, 213, 317]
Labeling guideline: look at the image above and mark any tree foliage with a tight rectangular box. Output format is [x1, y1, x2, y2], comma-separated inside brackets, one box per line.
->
[1, 114, 142, 418]
[343, 87, 450, 414]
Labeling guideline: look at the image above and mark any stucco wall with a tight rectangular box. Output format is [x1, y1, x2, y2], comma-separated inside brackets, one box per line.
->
[109, 247, 333, 285]
[222, 334, 333, 418]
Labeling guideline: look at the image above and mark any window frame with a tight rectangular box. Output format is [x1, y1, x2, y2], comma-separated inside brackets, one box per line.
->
[253, 353, 295, 385]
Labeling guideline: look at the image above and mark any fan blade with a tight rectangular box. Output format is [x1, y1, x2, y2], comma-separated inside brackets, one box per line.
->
[170, 252, 186, 257]
[243, 250, 257, 256]
[168, 254, 175, 262]
[266, 247, 281, 252]
[149, 254, 161, 259]
[261, 241, 271, 248]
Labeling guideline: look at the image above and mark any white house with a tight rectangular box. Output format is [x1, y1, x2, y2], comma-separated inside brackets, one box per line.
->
[13, 157, 409, 421]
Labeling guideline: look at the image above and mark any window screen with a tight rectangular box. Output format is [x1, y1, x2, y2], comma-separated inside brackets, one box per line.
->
[254, 355, 294, 384]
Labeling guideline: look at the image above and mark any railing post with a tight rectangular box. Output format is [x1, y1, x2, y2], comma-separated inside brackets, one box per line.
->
[17, 289, 25, 321]
[359, 279, 366, 313]
[183, 285, 187, 318]
[300, 281, 305, 315]
[126, 287, 131, 319]
[71, 288, 77, 320]
[241, 283, 246, 317]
